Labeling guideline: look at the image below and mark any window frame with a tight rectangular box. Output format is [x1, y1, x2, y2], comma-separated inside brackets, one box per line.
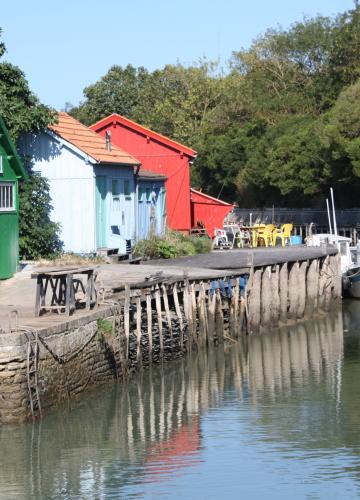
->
[0, 182, 15, 212]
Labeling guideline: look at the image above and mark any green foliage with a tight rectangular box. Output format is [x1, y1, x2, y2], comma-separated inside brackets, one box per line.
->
[18, 173, 63, 259]
[133, 231, 211, 260]
[97, 318, 114, 336]
[0, 29, 61, 259]
[72, 4, 360, 208]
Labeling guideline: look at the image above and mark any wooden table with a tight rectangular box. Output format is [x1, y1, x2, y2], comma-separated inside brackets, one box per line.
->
[31, 266, 99, 317]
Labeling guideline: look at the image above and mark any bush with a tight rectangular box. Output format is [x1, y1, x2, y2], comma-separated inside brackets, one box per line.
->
[133, 231, 212, 260]
[18, 173, 63, 260]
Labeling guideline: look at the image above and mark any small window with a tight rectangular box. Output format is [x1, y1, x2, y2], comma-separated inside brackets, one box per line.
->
[0, 156, 3, 175]
[0, 182, 15, 211]
[124, 180, 131, 200]
[138, 186, 144, 202]
[145, 187, 151, 202]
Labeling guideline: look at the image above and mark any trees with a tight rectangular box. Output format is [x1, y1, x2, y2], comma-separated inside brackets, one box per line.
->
[0, 29, 62, 258]
[72, 4, 360, 208]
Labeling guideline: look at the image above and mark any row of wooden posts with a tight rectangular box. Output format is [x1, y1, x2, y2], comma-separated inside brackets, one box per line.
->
[109, 254, 341, 365]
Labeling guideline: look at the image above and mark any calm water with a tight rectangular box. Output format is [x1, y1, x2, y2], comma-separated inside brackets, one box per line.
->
[2, 302, 360, 499]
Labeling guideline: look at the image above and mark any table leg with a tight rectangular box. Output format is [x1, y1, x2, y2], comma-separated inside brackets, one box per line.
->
[65, 274, 72, 315]
[35, 276, 42, 317]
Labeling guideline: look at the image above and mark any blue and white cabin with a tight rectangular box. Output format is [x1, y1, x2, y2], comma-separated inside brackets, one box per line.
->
[19, 112, 140, 255]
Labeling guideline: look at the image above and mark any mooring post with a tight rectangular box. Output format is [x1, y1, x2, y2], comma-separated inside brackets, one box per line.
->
[288, 262, 299, 319]
[190, 283, 197, 345]
[297, 261, 308, 319]
[146, 292, 153, 361]
[234, 278, 240, 337]
[215, 289, 224, 342]
[270, 265, 280, 327]
[261, 266, 271, 327]
[136, 296, 142, 366]
[247, 268, 262, 333]
[124, 283, 130, 361]
[279, 262, 288, 322]
[155, 285, 164, 354]
[173, 283, 184, 350]
[207, 288, 216, 344]
[306, 259, 318, 313]
[162, 284, 173, 339]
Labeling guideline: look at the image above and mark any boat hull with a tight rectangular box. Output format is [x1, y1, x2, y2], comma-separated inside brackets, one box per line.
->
[344, 269, 360, 298]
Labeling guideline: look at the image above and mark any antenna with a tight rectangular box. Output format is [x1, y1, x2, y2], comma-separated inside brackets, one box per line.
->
[330, 188, 338, 236]
[326, 198, 333, 234]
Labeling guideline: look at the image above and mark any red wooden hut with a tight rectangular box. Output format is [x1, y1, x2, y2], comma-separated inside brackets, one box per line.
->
[90, 114, 196, 232]
[190, 188, 233, 238]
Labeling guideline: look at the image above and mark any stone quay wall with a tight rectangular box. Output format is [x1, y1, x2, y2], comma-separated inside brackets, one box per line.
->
[0, 253, 341, 424]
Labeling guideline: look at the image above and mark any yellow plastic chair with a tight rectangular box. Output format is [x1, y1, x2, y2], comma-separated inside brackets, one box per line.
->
[273, 223, 293, 247]
[251, 223, 265, 247]
[255, 224, 275, 248]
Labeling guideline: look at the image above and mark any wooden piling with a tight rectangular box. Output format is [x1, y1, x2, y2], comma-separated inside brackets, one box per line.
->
[279, 262, 288, 322]
[247, 268, 262, 333]
[288, 262, 299, 319]
[215, 289, 224, 342]
[155, 286, 164, 354]
[146, 293, 153, 359]
[297, 261, 307, 319]
[270, 265, 280, 327]
[207, 288, 216, 345]
[190, 283, 197, 345]
[124, 283, 130, 361]
[197, 283, 207, 346]
[234, 278, 240, 337]
[161, 284, 173, 339]
[173, 283, 184, 349]
[136, 296, 142, 365]
[306, 259, 318, 313]
[261, 266, 271, 327]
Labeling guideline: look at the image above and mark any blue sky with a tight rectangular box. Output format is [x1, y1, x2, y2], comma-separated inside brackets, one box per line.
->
[1, 0, 355, 109]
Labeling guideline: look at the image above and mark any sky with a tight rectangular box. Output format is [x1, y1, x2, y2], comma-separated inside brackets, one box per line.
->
[1, 0, 355, 110]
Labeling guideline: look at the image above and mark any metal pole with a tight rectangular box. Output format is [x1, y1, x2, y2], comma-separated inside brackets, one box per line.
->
[326, 198, 333, 234]
[330, 188, 338, 236]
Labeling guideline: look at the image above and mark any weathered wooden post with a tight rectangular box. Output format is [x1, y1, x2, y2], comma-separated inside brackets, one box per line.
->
[279, 262, 288, 322]
[270, 265, 280, 327]
[155, 285, 164, 354]
[207, 288, 216, 345]
[215, 289, 224, 342]
[261, 266, 271, 327]
[162, 284, 173, 339]
[288, 262, 299, 319]
[136, 296, 142, 365]
[297, 261, 307, 319]
[124, 283, 130, 361]
[146, 292, 153, 360]
[173, 283, 184, 350]
[247, 268, 262, 333]
[306, 259, 318, 314]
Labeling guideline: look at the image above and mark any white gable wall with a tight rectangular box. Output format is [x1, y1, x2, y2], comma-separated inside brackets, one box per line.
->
[19, 132, 96, 253]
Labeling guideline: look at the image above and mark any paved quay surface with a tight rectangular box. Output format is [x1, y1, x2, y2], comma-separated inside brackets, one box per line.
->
[0, 246, 336, 333]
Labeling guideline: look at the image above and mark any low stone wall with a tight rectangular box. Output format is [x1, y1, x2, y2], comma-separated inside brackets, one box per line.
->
[0, 253, 342, 424]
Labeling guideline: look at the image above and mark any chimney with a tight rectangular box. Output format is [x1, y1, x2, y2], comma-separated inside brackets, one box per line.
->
[105, 130, 112, 152]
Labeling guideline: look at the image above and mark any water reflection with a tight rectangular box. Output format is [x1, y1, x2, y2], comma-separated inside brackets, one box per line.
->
[2, 305, 360, 499]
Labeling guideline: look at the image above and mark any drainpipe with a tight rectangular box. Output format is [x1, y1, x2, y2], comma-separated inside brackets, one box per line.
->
[134, 167, 139, 244]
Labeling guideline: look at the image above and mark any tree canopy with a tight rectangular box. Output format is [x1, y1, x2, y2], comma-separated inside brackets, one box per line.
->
[0, 29, 62, 257]
[71, 3, 360, 208]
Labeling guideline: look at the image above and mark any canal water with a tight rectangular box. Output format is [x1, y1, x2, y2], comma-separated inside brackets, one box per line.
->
[1, 302, 360, 499]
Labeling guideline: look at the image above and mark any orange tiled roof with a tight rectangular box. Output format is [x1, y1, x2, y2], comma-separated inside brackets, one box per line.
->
[49, 112, 140, 165]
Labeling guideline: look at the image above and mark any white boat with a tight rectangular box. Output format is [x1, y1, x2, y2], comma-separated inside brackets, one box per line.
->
[306, 233, 360, 298]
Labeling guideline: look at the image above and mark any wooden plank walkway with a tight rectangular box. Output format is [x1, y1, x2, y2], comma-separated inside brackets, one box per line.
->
[144, 245, 337, 270]
[0, 246, 337, 332]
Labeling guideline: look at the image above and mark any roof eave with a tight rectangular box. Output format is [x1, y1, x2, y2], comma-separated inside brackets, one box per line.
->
[0, 117, 28, 179]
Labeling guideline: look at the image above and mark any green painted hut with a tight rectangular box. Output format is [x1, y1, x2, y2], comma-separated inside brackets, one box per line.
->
[0, 118, 27, 279]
